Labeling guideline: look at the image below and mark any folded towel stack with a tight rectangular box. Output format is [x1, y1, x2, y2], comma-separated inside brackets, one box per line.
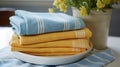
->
[10, 10, 92, 56]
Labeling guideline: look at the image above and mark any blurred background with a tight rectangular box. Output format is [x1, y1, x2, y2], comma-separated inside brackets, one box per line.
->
[0, 0, 120, 36]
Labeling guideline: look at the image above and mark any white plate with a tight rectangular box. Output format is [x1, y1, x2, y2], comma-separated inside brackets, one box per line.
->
[12, 44, 93, 65]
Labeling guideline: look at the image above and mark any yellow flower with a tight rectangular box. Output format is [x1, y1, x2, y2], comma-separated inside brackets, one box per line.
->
[53, 0, 59, 8]
[104, 0, 111, 4]
[53, 0, 59, 5]
[59, 0, 64, 3]
[48, 8, 54, 13]
[80, 6, 88, 17]
[97, 0, 105, 9]
[59, 3, 67, 12]
[50, 0, 118, 17]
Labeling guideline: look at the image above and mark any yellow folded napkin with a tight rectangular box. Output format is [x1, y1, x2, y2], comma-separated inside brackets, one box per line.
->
[21, 51, 85, 56]
[11, 37, 90, 49]
[11, 47, 86, 53]
[15, 28, 92, 45]
[11, 38, 90, 56]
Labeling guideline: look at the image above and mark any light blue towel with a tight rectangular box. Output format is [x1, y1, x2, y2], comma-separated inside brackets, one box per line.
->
[0, 49, 115, 67]
[57, 49, 115, 67]
[10, 10, 85, 35]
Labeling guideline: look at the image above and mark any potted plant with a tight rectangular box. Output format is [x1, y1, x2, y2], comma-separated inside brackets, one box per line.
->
[49, 0, 119, 50]
[49, 0, 118, 16]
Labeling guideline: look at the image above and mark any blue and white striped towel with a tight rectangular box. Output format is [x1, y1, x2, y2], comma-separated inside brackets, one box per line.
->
[9, 10, 85, 35]
[0, 49, 115, 67]
[57, 49, 115, 67]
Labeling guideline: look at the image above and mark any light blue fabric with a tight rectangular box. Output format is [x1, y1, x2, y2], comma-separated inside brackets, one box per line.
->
[0, 49, 115, 67]
[57, 49, 115, 67]
[10, 10, 85, 35]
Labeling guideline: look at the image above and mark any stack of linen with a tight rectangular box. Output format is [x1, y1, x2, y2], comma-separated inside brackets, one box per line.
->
[10, 10, 92, 56]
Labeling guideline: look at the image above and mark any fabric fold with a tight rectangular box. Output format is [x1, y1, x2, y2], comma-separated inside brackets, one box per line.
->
[10, 10, 85, 35]
[21, 51, 84, 56]
[14, 28, 92, 45]
[11, 33, 91, 56]
[11, 34, 90, 49]
[11, 47, 86, 53]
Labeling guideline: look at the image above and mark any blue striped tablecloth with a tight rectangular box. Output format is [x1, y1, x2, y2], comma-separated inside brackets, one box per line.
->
[0, 47, 115, 67]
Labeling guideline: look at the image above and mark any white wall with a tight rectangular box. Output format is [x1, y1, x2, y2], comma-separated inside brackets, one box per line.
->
[0, 0, 53, 6]
[0, 0, 53, 12]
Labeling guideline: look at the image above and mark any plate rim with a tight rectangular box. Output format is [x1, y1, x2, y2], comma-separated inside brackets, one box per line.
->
[12, 43, 93, 65]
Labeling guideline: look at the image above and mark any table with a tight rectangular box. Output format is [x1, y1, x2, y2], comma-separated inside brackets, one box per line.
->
[0, 27, 120, 67]
[106, 36, 120, 67]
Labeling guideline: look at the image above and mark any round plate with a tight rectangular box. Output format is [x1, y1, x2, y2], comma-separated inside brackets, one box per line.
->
[12, 44, 93, 65]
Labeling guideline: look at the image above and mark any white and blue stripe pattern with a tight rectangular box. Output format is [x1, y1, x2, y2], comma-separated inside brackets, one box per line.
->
[57, 13, 82, 30]
[0, 49, 115, 67]
[57, 49, 115, 67]
[9, 10, 85, 35]
[35, 15, 44, 34]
